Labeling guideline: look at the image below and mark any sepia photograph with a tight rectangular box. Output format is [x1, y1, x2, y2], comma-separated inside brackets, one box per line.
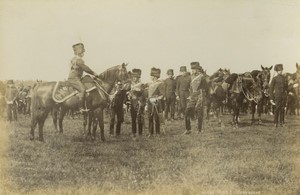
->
[0, 0, 300, 194]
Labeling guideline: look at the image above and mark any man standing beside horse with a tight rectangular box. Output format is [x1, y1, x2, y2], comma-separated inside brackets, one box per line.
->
[269, 64, 288, 127]
[184, 62, 208, 134]
[128, 69, 146, 138]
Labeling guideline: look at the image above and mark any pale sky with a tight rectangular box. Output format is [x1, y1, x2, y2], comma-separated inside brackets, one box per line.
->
[0, 0, 300, 82]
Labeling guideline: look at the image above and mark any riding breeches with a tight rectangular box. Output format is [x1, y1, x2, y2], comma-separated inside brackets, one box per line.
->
[68, 78, 86, 101]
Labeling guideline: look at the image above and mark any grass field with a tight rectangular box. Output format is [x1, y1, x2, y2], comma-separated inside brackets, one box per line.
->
[1, 112, 300, 195]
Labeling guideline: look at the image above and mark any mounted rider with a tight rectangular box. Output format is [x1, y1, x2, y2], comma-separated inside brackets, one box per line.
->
[68, 43, 99, 113]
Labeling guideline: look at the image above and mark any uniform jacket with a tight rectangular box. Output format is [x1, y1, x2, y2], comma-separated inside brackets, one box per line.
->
[269, 74, 288, 100]
[68, 56, 95, 79]
[5, 85, 18, 102]
[176, 73, 191, 95]
[164, 77, 176, 98]
[190, 73, 208, 93]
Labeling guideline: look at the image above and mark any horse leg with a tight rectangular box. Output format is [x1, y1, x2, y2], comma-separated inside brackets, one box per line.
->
[92, 114, 98, 141]
[98, 109, 105, 142]
[87, 111, 93, 137]
[30, 117, 38, 140]
[37, 109, 50, 141]
[58, 108, 67, 133]
[82, 112, 88, 136]
[251, 101, 256, 125]
[51, 107, 58, 132]
[257, 101, 263, 124]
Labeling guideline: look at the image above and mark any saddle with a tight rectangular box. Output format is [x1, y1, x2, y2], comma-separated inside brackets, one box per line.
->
[52, 75, 99, 103]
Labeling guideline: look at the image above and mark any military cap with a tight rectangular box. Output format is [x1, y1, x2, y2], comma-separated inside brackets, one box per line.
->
[180, 66, 187, 72]
[190, 62, 201, 70]
[150, 67, 161, 78]
[72, 43, 85, 51]
[167, 69, 174, 76]
[131, 68, 142, 78]
[274, 64, 283, 71]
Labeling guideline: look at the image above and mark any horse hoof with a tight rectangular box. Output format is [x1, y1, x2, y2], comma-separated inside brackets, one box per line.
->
[38, 138, 44, 142]
[101, 138, 106, 142]
[30, 136, 34, 141]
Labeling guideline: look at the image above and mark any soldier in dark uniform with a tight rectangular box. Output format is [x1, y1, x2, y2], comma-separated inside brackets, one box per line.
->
[269, 64, 288, 127]
[68, 43, 99, 113]
[184, 62, 208, 134]
[147, 67, 165, 137]
[164, 69, 176, 121]
[176, 66, 191, 119]
[128, 69, 146, 138]
[109, 81, 128, 136]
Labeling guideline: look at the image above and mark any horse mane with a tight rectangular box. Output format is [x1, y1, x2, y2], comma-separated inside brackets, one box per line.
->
[98, 65, 120, 83]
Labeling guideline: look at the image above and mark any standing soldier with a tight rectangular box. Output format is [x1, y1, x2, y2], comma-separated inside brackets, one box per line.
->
[128, 69, 146, 138]
[184, 62, 208, 134]
[5, 80, 18, 122]
[109, 81, 128, 137]
[176, 66, 191, 120]
[147, 67, 165, 137]
[269, 64, 288, 127]
[164, 69, 176, 121]
[68, 43, 99, 113]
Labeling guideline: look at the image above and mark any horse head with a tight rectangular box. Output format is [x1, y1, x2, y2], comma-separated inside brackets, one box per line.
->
[259, 65, 273, 97]
[97, 63, 131, 93]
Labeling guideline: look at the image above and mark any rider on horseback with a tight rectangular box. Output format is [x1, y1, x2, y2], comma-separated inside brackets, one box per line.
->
[68, 43, 99, 113]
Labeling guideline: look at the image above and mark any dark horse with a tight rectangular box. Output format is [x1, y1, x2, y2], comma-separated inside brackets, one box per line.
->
[250, 65, 273, 124]
[227, 72, 262, 128]
[285, 63, 300, 115]
[31, 63, 129, 141]
[206, 68, 230, 127]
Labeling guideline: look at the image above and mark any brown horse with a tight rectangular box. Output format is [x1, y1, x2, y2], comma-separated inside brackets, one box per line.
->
[30, 63, 129, 141]
[250, 65, 273, 124]
[227, 72, 262, 128]
[206, 68, 230, 127]
[286, 63, 300, 115]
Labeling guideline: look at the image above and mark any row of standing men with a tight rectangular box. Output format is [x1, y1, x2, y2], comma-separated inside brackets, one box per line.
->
[109, 61, 208, 138]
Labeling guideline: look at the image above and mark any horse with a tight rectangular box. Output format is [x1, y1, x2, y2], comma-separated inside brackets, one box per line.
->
[206, 68, 230, 127]
[226, 72, 262, 128]
[250, 65, 273, 124]
[31, 63, 130, 141]
[285, 63, 300, 115]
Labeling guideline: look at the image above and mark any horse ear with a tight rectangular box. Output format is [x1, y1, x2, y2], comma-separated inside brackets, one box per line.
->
[122, 63, 128, 68]
[261, 65, 264, 70]
[296, 63, 299, 68]
[269, 66, 273, 70]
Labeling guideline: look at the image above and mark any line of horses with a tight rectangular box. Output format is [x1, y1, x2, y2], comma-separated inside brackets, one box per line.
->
[2, 63, 300, 141]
